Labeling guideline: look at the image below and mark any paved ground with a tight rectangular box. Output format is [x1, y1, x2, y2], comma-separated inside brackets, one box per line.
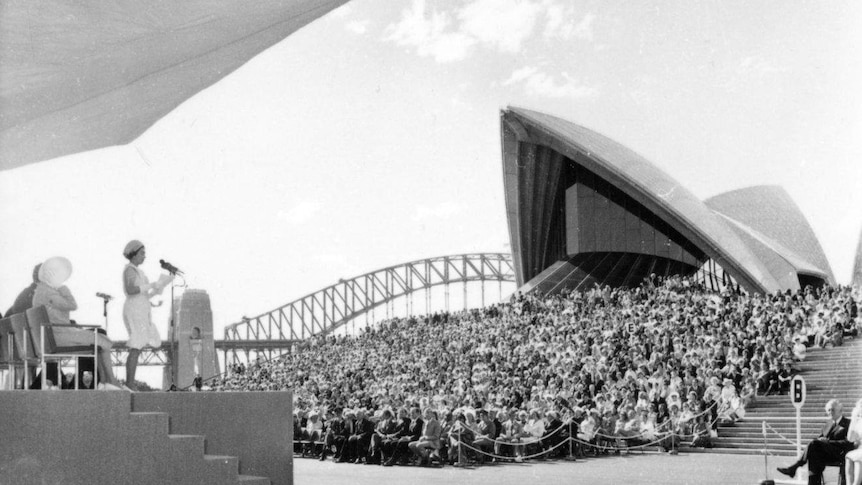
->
[294, 453, 845, 485]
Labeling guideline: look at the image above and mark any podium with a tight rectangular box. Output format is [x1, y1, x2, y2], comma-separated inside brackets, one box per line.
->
[164, 289, 219, 389]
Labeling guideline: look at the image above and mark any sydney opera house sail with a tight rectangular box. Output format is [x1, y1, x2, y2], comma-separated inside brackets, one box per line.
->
[500, 107, 834, 295]
[0, 0, 348, 171]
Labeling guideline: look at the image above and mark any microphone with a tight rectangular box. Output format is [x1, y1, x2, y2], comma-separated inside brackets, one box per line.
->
[159, 259, 184, 275]
[96, 292, 113, 301]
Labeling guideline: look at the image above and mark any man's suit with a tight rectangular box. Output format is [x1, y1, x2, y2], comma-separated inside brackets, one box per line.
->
[792, 416, 853, 484]
[370, 418, 399, 463]
[387, 418, 423, 465]
[346, 417, 375, 462]
[381, 417, 411, 461]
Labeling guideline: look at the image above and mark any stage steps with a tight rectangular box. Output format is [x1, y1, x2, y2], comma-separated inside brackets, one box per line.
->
[0, 392, 278, 484]
[702, 337, 862, 456]
[128, 411, 271, 484]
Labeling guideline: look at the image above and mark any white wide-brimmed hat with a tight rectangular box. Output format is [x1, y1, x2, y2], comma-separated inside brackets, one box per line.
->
[39, 256, 72, 288]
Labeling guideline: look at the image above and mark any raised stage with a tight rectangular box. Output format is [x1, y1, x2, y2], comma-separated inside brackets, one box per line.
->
[0, 390, 292, 485]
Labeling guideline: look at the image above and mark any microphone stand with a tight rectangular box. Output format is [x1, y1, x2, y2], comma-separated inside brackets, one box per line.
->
[101, 297, 110, 333]
[166, 270, 186, 390]
[168, 274, 177, 389]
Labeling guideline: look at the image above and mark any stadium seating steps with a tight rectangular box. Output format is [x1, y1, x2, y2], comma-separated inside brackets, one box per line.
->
[688, 337, 862, 456]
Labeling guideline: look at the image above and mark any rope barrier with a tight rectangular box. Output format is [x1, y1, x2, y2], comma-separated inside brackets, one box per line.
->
[443, 408, 729, 459]
[457, 435, 573, 461]
[463, 419, 571, 447]
[762, 421, 798, 447]
[590, 401, 719, 440]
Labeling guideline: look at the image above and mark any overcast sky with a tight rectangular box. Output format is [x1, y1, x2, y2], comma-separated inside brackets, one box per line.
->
[2, 0, 861, 352]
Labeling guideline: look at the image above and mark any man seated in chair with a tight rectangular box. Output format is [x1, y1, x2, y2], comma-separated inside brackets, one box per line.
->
[31, 256, 124, 389]
[778, 399, 854, 484]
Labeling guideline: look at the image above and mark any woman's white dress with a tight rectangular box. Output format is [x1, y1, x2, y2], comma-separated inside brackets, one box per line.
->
[122, 263, 161, 349]
[847, 417, 862, 462]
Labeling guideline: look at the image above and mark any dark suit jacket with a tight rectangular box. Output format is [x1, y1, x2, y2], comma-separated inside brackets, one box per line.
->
[352, 418, 375, 439]
[392, 417, 411, 438]
[342, 418, 356, 437]
[403, 418, 424, 442]
[376, 419, 399, 437]
[820, 416, 853, 450]
[326, 417, 347, 438]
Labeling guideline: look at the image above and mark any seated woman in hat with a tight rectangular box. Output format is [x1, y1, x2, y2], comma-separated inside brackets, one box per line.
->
[31, 256, 124, 389]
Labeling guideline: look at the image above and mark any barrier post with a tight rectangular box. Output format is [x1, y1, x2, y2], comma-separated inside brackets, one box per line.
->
[566, 420, 575, 460]
[762, 421, 768, 480]
[790, 376, 806, 481]
[457, 427, 464, 467]
[669, 423, 678, 455]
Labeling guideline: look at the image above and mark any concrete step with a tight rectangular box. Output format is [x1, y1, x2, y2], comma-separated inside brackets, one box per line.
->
[129, 412, 169, 437]
[718, 431, 818, 438]
[714, 436, 813, 444]
[722, 423, 820, 429]
[708, 442, 798, 451]
[169, 434, 206, 456]
[726, 428, 820, 434]
[682, 446, 795, 456]
[742, 411, 851, 417]
[203, 455, 240, 482]
[237, 475, 271, 485]
[704, 341, 862, 457]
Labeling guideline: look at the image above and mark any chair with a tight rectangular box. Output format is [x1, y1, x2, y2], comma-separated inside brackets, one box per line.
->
[7, 312, 39, 388]
[825, 459, 847, 485]
[24, 306, 101, 390]
[0, 316, 20, 389]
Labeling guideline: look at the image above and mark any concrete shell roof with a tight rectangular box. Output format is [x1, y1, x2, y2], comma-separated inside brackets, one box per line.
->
[705, 185, 835, 284]
[502, 107, 786, 293]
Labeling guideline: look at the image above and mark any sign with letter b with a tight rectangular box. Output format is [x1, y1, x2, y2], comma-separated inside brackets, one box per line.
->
[791, 376, 806, 409]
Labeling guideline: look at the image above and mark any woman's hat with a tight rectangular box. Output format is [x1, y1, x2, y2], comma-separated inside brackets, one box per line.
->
[39, 257, 72, 288]
[123, 239, 144, 258]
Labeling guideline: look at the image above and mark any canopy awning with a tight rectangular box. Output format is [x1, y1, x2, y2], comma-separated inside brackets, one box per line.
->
[0, 0, 347, 171]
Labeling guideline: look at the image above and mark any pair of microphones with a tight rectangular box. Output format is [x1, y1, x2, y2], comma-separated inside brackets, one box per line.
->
[95, 258, 184, 301]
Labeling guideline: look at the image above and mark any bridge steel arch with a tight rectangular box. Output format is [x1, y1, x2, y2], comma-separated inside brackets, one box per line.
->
[221, 253, 514, 364]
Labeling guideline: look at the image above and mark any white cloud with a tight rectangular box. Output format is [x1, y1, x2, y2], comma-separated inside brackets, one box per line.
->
[503, 66, 597, 99]
[458, 0, 543, 53]
[545, 6, 596, 41]
[571, 13, 596, 41]
[383, 0, 475, 63]
[346, 20, 369, 35]
[277, 201, 320, 224]
[383, 1, 596, 62]
[413, 201, 461, 221]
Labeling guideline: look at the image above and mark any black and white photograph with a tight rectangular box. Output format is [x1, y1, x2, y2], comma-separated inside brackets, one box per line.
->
[1, 1, 861, 484]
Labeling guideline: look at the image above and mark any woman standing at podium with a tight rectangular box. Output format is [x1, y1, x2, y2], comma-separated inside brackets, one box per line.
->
[122, 240, 172, 390]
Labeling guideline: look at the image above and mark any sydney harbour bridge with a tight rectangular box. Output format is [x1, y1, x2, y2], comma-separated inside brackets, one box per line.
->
[111, 253, 515, 368]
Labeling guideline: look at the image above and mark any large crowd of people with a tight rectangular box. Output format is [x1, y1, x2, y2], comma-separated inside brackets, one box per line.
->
[213, 276, 861, 464]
